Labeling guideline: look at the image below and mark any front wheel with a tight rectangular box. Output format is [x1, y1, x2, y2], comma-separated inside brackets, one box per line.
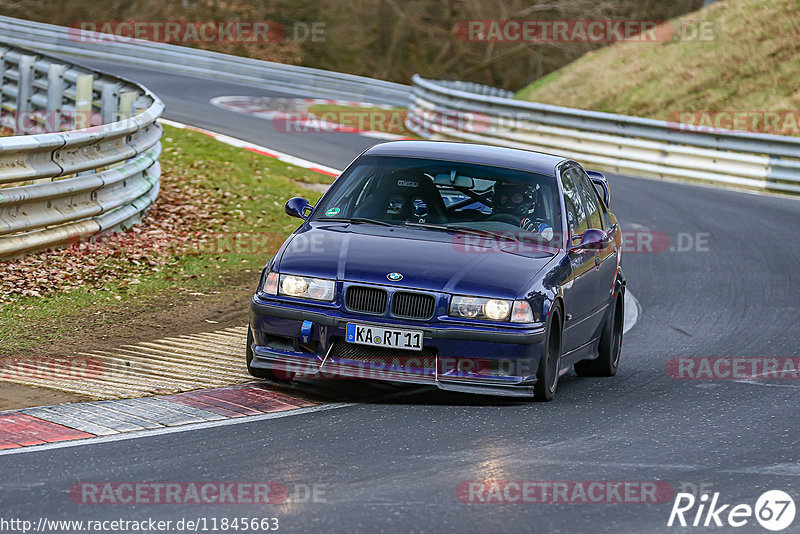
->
[575, 293, 623, 377]
[246, 326, 294, 382]
[533, 303, 562, 402]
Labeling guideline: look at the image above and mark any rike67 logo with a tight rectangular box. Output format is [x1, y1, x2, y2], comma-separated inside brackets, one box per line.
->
[668, 490, 795, 531]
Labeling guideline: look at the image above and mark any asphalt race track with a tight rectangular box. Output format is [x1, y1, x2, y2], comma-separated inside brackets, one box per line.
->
[2, 61, 799, 533]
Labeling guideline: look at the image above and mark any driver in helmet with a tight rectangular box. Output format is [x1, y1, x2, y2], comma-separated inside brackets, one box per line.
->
[493, 182, 554, 240]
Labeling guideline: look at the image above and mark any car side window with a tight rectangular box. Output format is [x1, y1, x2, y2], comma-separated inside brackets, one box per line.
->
[574, 169, 604, 230]
[592, 182, 610, 227]
[560, 168, 588, 237]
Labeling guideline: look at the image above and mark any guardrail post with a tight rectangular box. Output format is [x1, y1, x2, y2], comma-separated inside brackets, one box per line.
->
[74, 73, 93, 130]
[0, 41, 164, 258]
[0, 47, 7, 128]
[100, 81, 119, 124]
[15, 54, 36, 134]
[118, 91, 136, 120]
[46, 63, 66, 132]
[74, 73, 96, 176]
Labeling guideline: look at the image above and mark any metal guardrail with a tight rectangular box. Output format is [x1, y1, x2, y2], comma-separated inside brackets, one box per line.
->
[0, 16, 409, 107]
[0, 43, 164, 258]
[407, 75, 800, 194]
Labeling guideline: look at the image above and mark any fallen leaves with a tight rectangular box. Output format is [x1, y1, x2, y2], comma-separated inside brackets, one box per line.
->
[0, 169, 223, 305]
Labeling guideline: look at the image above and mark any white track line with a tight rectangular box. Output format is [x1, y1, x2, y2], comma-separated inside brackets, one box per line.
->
[0, 402, 355, 457]
[159, 118, 342, 176]
[624, 290, 641, 334]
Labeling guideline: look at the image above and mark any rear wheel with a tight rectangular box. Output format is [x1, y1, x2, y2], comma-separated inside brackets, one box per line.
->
[575, 293, 623, 377]
[246, 326, 294, 382]
[533, 303, 562, 402]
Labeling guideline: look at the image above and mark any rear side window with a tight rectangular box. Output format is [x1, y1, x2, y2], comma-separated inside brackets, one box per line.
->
[560, 168, 588, 237]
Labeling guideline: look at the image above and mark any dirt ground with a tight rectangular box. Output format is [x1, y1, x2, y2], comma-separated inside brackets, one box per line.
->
[0, 272, 255, 412]
[0, 383, 92, 410]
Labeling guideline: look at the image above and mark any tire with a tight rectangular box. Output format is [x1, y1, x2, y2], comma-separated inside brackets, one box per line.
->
[574, 293, 623, 377]
[533, 303, 562, 402]
[246, 326, 294, 382]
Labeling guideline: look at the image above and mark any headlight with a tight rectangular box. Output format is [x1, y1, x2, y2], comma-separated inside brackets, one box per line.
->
[484, 299, 511, 320]
[279, 274, 335, 301]
[449, 296, 536, 323]
[450, 296, 511, 321]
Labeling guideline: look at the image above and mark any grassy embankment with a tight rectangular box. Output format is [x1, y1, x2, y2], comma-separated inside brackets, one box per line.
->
[516, 0, 800, 129]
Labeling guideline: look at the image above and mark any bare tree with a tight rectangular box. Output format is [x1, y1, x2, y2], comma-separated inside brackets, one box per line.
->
[0, 0, 703, 89]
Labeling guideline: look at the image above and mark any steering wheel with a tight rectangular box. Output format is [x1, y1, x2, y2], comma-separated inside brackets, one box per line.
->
[486, 213, 523, 226]
[488, 213, 551, 237]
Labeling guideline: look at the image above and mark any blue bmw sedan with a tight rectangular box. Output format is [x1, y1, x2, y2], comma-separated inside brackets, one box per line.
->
[248, 141, 625, 401]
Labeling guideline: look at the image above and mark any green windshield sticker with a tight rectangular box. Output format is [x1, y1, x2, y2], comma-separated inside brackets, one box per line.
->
[325, 207, 340, 216]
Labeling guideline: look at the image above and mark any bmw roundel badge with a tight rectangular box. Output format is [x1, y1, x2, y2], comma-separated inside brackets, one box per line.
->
[387, 272, 403, 282]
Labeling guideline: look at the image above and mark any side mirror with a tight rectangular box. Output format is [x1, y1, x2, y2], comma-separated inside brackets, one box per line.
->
[586, 170, 610, 207]
[285, 197, 312, 220]
[570, 229, 606, 252]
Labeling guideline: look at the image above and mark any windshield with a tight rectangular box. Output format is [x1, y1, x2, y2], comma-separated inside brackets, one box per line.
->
[312, 155, 562, 243]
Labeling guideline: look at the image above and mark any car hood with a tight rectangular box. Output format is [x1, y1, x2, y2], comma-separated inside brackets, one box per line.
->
[276, 224, 556, 299]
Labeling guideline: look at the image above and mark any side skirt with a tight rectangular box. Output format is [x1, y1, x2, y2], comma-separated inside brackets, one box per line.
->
[560, 335, 601, 370]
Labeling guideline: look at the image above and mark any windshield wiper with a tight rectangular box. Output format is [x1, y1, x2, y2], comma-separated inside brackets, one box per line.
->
[324, 217, 397, 227]
[350, 217, 398, 227]
[404, 222, 518, 243]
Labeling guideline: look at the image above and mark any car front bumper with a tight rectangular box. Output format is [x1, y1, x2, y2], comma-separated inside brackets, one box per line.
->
[249, 296, 547, 397]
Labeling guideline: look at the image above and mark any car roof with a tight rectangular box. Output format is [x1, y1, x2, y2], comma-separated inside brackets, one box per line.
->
[363, 141, 569, 176]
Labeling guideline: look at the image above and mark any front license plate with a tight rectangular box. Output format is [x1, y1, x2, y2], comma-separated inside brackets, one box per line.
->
[345, 323, 423, 351]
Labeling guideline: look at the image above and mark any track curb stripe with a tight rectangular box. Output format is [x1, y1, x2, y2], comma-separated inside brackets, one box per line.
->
[0, 383, 320, 450]
[159, 118, 344, 177]
[0, 413, 93, 448]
